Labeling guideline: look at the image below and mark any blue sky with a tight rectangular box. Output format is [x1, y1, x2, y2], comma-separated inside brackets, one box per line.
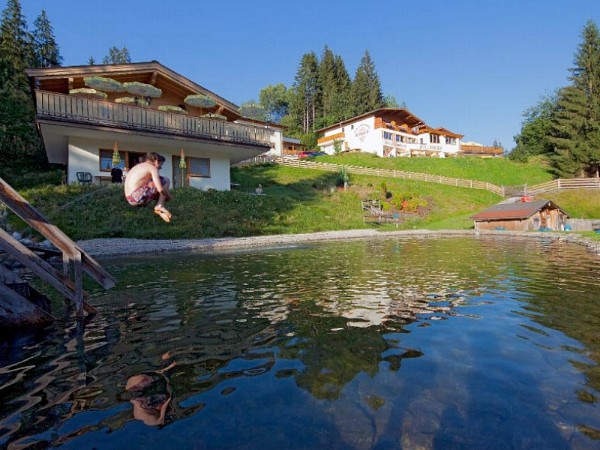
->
[8, 0, 600, 150]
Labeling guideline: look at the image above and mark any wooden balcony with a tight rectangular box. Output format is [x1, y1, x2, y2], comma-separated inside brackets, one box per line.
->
[460, 144, 504, 156]
[34, 90, 271, 147]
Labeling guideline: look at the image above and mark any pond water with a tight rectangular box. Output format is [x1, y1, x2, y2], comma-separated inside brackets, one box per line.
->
[1, 236, 600, 449]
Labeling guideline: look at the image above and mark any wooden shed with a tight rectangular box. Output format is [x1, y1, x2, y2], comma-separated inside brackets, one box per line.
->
[471, 199, 568, 231]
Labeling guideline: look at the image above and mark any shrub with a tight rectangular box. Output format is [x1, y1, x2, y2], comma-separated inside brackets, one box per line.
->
[333, 139, 342, 155]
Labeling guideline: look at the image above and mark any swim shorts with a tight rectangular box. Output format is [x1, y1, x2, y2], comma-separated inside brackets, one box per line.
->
[126, 176, 167, 206]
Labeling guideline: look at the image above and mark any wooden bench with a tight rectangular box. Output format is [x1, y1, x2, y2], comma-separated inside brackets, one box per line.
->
[362, 200, 403, 224]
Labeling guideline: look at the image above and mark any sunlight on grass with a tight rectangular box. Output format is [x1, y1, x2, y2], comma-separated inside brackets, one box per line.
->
[7, 161, 597, 242]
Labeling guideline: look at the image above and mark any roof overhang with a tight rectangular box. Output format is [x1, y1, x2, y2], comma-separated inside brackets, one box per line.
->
[37, 120, 266, 165]
[316, 108, 426, 134]
[26, 61, 242, 120]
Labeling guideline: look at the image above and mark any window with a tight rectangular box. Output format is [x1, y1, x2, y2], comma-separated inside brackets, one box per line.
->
[99, 149, 125, 171]
[188, 157, 211, 177]
[446, 137, 456, 145]
[431, 135, 440, 144]
[383, 131, 392, 140]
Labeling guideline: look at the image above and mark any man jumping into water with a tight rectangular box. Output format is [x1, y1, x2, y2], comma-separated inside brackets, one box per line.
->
[124, 152, 172, 222]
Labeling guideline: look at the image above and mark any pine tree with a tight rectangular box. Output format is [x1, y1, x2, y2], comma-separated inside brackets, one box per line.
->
[318, 47, 351, 127]
[0, 0, 45, 169]
[332, 55, 352, 121]
[318, 46, 337, 126]
[350, 50, 384, 116]
[549, 21, 600, 177]
[32, 10, 62, 67]
[549, 86, 590, 177]
[103, 46, 132, 64]
[289, 52, 320, 134]
[0, 0, 33, 94]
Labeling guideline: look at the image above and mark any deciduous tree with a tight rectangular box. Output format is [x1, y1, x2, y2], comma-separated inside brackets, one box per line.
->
[259, 83, 288, 123]
[510, 93, 557, 162]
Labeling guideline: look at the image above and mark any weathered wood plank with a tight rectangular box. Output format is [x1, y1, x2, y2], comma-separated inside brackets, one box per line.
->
[0, 283, 54, 327]
[0, 176, 116, 289]
[0, 227, 82, 302]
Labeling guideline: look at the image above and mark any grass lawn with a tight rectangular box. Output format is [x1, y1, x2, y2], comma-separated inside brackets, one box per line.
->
[316, 153, 554, 186]
[5, 159, 598, 242]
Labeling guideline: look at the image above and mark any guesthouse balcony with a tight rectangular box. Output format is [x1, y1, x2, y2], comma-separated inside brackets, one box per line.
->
[33, 90, 272, 148]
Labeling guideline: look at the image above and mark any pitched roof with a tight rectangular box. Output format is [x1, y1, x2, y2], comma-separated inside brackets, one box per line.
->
[26, 60, 241, 119]
[315, 108, 425, 133]
[471, 200, 567, 221]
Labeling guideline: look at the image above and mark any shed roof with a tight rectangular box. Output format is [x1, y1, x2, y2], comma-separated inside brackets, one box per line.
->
[471, 200, 567, 221]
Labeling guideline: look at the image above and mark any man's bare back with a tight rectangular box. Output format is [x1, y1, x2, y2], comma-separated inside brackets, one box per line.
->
[123, 152, 172, 222]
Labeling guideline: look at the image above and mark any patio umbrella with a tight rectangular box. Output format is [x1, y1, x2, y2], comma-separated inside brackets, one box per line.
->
[239, 102, 266, 120]
[123, 82, 162, 98]
[115, 96, 149, 107]
[84, 76, 125, 92]
[158, 105, 188, 114]
[69, 88, 107, 100]
[184, 94, 216, 109]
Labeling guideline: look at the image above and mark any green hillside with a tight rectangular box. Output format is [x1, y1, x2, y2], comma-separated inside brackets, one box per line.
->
[316, 153, 554, 186]
[5, 156, 599, 242]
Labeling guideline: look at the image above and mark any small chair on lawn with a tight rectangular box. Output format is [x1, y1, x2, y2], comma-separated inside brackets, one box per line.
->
[76, 172, 92, 186]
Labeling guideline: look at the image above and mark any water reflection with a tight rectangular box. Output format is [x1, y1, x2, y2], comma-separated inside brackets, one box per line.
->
[1, 237, 599, 449]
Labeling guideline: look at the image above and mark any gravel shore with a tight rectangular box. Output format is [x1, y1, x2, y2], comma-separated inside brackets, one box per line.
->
[77, 229, 600, 258]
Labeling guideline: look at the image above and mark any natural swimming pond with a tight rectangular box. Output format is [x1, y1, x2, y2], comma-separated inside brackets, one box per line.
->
[1, 236, 599, 449]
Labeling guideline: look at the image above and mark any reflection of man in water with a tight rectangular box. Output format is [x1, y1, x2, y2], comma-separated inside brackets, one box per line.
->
[126, 372, 172, 426]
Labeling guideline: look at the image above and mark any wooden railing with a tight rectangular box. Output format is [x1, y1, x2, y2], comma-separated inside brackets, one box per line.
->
[459, 145, 504, 156]
[0, 177, 116, 319]
[35, 90, 272, 147]
[237, 156, 600, 197]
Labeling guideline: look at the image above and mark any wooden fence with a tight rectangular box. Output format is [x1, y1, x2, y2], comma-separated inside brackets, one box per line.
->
[236, 156, 600, 198]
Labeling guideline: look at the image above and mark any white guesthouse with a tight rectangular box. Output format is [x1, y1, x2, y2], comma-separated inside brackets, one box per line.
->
[26, 61, 271, 189]
[317, 108, 463, 158]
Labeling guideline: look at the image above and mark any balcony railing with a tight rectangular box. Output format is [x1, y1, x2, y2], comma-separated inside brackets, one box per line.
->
[34, 90, 271, 147]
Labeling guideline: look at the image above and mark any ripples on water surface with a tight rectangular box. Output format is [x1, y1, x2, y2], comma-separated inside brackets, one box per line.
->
[1, 236, 600, 449]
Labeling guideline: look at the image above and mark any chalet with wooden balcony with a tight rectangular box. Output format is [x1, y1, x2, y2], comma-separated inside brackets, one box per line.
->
[26, 61, 271, 189]
[316, 108, 464, 158]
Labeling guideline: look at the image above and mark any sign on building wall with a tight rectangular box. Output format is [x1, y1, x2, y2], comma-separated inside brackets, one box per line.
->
[355, 124, 370, 142]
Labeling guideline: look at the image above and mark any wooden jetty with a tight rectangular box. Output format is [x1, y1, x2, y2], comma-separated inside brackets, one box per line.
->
[0, 177, 116, 327]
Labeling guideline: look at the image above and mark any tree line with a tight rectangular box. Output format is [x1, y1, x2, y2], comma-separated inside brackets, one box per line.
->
[511, 20, 600, 178]
[0, 0, 134, 174]
[241, 46, 401, 149]
[0, 0, 61, 170]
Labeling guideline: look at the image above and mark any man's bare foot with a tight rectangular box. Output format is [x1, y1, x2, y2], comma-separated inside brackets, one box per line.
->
[154, 207, 172, 223]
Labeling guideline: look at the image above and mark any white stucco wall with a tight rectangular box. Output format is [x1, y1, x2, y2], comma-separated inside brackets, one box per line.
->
[67, 137, 231, 190]
[187, 157, 230, 191]
[269, 128, 283, 155]
[319, 117, 382, 156]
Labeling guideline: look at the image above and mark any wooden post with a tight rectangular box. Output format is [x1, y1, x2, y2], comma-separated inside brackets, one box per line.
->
[0, 177, 116, 289]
